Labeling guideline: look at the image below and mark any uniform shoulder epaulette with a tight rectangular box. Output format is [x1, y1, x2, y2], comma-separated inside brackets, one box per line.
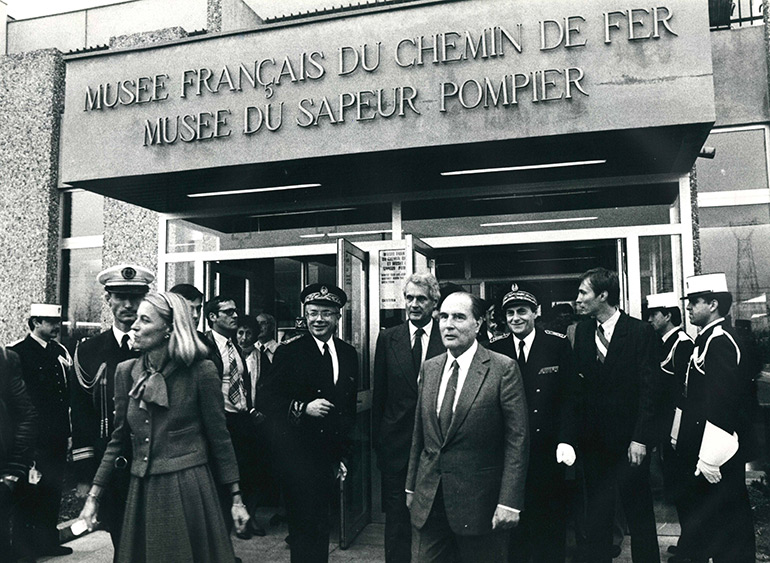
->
[489, 334, 508, 344]
[544, 329, 567, 339]
[677, 331, 694, 343]
[7, 337, 24, 347]
[282, 333, 304, 345]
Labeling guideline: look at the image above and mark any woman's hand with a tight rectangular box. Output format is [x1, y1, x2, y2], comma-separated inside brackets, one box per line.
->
[78, 491, 101, 532]
[231, 500, 250, 535]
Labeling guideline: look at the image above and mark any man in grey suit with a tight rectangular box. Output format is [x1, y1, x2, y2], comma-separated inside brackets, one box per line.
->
[406, 291, 529, 563]
[373, 273, 445, 563]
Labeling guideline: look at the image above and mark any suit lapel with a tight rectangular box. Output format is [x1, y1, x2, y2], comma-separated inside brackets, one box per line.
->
[444, 346, 490, 444]
[603, 313, 628, 369]
[393, 324, 418, 393]
[425, 321, 445, 361]
[425, 354, 447, 443]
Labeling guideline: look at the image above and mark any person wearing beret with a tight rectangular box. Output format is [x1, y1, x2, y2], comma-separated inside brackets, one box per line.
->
[488, 283, 580, 563]
[9, 304, 73, 558]
[671, 274, 755, 563]
[270, 283, 358, 563]
[79, 292, 249, 562]
[0, 344, 38, 563]
[70, 264, 153, 555]
[573, 268, 660, 563]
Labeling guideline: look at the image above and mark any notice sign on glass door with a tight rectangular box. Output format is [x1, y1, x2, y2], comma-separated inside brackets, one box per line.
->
[379, 249, 406, 310]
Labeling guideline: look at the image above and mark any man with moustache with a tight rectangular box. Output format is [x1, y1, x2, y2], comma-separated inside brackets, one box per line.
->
[10, 304, 72, 558]
[71, 264, 153, 554]
[271, 284, 358, 563]
[407, 291, 529, 563]
[489, 283, 579, 563]
[573, 268, 660, 563]
[373, 273, 445, 562]
[672, 273, 755, 563]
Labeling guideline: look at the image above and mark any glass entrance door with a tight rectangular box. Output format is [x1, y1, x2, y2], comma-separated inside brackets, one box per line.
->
[337, 239, 371, 549]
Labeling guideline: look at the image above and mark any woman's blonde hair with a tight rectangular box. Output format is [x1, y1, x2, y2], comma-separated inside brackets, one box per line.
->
[143, 292, 208, 366]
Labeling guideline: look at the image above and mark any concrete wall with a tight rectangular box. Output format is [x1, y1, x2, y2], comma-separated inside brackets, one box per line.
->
[711, 25, 770, 126]
[6, 0, 208, 54]
[0, 49, 65, 342]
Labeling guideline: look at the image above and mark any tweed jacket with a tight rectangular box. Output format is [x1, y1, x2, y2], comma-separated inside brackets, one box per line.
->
[406, 345, 529, 536]
[372, 320, 444, 473]
[93, 357, 239, 485]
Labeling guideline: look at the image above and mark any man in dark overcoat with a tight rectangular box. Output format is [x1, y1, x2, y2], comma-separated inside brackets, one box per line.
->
[271, 283, 358, 563]
[0, 344, 37, 562]
[10, 303, 72, 558]
[573, 267, 660, 563]
[372, 272, 444, 563]
[488, 283, 579, 563]
[70, 264, 153, 553]
[672, 273, 755, 563]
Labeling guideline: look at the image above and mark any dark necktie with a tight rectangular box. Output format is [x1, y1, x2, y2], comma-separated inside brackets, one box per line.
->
[120, 334, 130, 353]
[596, 324, 609, 364]
[412, 327, 424, 373]
[226, 340, 243, 406]
[439, 361, 459, 438]
[517, 339, 526, 367]
[322, 343, 334, 386]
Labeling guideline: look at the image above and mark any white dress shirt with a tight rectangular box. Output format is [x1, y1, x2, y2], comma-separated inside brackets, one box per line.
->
[512, 329, 537, 363]
[436, 340, 478, 416]
[211, 330, 247, 412]
[409, 319, 434, 367]
[598, 308, 621, 343]
[311, 335, 339, 384]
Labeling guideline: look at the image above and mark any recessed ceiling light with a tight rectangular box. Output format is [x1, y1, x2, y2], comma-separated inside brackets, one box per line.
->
[442, 159, 606, 177]
[250, 207, 356, 218]
[480, 217, 598, 227]
[300, 229, 391, 239]
[188, 183, 321, 198]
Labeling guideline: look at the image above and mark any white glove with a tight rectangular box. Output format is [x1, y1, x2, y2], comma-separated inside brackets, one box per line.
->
[556, 443, 576, 466]
[695, 458, 722, 484]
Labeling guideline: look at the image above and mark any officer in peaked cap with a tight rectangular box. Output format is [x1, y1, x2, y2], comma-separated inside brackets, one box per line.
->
[70, 264, 154, 556]
[488, 283, 580, 563]
[9, 304, 72, 558]
[269, 283, 358, 563]
[672, 273, 755, 563]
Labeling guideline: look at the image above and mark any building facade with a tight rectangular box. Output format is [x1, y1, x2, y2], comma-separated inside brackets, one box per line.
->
[2, 0, 769, 543]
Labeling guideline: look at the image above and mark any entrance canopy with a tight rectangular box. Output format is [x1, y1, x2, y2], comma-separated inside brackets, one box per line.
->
[60, 0, 715, 216]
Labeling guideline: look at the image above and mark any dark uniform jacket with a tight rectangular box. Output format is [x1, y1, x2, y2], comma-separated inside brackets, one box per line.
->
[0, 348, 37, 480]
[93, 358, 239, 485]
[489, 328, 579, 453]
[70, 329, 139, 482]
[372, 321, 444, 474]
[574, 312, 660, 453]
[272, 334, 358, 464]
[9, 336, 71, 449]
[659, 328, 694, 442]
[675, 319, 754, 464]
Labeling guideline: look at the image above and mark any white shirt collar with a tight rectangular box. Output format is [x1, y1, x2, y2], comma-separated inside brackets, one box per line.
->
[513, 329, 536, 358]
[599, 308, 621, 341]
[662, 326, 679, 343]
[29, 332, 49, 349]
[211, 329, 232, 349]
[700, 317, 725, 335]
[409, 319, 433, 340]
[446, 339, 478, 372]
[312, 335, 336, 355]
[112, 325, 132, 347]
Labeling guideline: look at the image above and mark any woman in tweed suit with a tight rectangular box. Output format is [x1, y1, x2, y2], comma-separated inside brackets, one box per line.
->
[79, 292, 249, 562]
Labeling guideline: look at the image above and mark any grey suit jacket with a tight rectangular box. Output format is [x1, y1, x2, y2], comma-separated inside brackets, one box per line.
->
[406, 345, 529, 536]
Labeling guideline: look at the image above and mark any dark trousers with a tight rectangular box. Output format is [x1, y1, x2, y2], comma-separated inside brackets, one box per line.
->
[282, 456, 335, 563]
[413, 485, 508, 563]
[0, 482, 15, 560]
[509, 449, 567, 563]
[583, 450, 659, 563]
[12, 442, 67, 555]
[676, 455, 754, 563]
[382, 467, 412, 563]
[223, 412, 260, 530]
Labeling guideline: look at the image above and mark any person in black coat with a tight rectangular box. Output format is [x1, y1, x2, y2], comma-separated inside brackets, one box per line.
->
[70, 264, 153, 554]
[0, 345, 38, 563]
[573, 268, 660, 563]
[271, 284, 358, 563]
[9, 304, 73, 558]
[488, 283, 580, 563]
[372, 273, 445, 563]
[672, 273, 755, 563]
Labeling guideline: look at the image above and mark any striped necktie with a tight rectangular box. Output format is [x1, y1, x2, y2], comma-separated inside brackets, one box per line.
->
[226, 340, 243, 406]
[596, 324, 609, 363]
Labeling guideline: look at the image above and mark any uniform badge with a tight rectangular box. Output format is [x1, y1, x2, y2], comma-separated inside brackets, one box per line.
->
[121, 267, 136, 280]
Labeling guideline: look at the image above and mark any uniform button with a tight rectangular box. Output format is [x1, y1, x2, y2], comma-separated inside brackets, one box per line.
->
[536, 389, 541, 393]
[533, 409, 538, 413]
[143, 456, 148, 461]
[144, 438, 149, 443]
[145, 420, 149, 424]
[536, 429, 540, 432]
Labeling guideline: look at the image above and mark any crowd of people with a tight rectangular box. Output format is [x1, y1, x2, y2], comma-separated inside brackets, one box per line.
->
[0, 262, 760, 563]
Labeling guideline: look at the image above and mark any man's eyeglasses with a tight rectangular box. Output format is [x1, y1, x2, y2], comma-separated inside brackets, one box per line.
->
[218, 308, 238, 316]
[306, 311, 339, 320]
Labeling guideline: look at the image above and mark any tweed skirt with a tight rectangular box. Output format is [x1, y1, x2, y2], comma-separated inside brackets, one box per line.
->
[117, 463, 235, 563]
